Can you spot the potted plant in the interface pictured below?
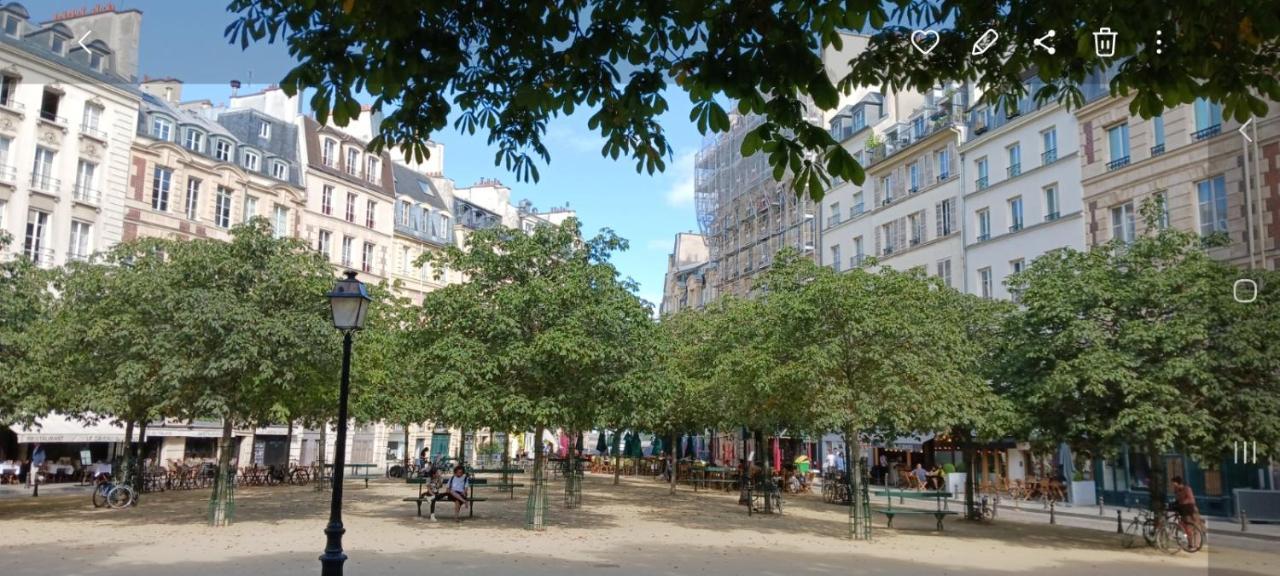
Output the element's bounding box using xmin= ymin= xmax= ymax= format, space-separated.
xmin=945 ymin=462 xmax=966 ymax=495
xmin=1069 ymin=466 xmax=1096 ymax=506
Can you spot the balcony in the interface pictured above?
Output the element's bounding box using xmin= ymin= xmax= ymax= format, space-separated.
xmin=72 ymin=183 xmax=101 ymax=205
xmin=0 ymin=98 xmax=23 ymax=113
xmin=882 ymin=245 xmax=896 ymax=256
xmin=1042 ymin=148 xmax=1057 ymax=164
xmin=79 ymin=123 xmax=108 ymax=142
xmin=38 ymin=110 xmax=68 ymax=127
xmin=826 ymin=214 xmax=841 ymax=228
xmin=908 ymin=186 xmax=919 ymax=195
xmin=1191 ymin=124 xmax=1221 ymax=141
xmin=849 ymin=255 xmax=866 ymax=268
xmin=1009 ymin=223 xmax=1024 ymax=233
xmin=1046 ymin=211 xmax=1061 ymax=221
xmin=976 ymin=232 xmax=991 ymax=242
xmin=1106 ymin=156 xmax=1130 ymax=171
xmin=30 ymin=174 xmax=61 ymax=195
xmin=910 ymin=236 xmax=922 ymax=246
xmin=1150 ymin=143 xmax=1165 ymax=157
xmin=850 ymin=204 xmax=865 ymax=218
xmin=1007 ymin=163 xmax=1021 ymax=178
xmin=0 ymin=164 xmax=15 ymax=185
xmin=66 ymin=250 xmax=91 ymax=263
xmin=937 ymin=172 xmax=950 ymax=182
xmin=976 ymin=176 xmax=989 ymax=190
xmin=25 ymin=247 xmax=57 ymax=268
xmin=882 ymin=196 xmax=895 ymax=206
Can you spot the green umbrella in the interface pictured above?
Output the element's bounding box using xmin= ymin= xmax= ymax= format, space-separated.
xmin=651 ymin=435 xmax=664 ymax=456
xmin=595 ymin=430 xmax=608 ymax=454
xmin=627 ymin=432 xmax=642 ymax=458
xmin=611 ymin=430 xmax=622 ymax=457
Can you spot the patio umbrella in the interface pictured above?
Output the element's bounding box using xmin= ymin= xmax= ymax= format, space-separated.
xmin=596 ymin=430 xmax=608 ymax=454
xmin=651 ymin=435 xmax=663 ymax=457
xmin=685 ymin=435 xmax=695 ymax=460
xmin=629 ymin=433 xmax=643 ymax=458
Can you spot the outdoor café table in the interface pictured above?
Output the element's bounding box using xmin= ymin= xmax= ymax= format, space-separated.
xmin=323 ymin=463 xmax=378 ymax=487
xmin=45 ymin=463 xmax=74 ymax=478
xmin=0 ymin=462 xmax=20 ymax=475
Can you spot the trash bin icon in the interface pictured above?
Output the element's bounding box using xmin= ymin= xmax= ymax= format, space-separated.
xmin=1093 ymin=27 xmax=1118 ymax=57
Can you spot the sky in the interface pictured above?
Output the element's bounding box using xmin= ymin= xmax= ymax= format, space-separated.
xmin=34 ymin=1 xmax=704 ymax=307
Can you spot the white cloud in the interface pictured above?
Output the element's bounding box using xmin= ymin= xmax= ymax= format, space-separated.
xmin=663 ymin=150 xmax=697 ymax=207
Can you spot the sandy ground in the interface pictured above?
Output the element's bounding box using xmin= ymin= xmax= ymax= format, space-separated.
xmin=0 ymin=473 xmax=1274 ymax=576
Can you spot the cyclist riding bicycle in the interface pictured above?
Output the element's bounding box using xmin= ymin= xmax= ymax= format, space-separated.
xmin=1170 ymin=476 xmax=1204 ymax=550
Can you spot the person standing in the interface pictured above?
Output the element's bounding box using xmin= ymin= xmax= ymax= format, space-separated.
xmin=1171 ymin=476 xmax=1204 ymax=550
xmin=29 ymin=444 xmax=46 ymax=487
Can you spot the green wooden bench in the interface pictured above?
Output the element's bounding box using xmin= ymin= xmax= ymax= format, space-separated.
xmin=402 ymin=476 xmax=489 ymax=518
xmin=872 ymin=507 xmax=957 ymax=531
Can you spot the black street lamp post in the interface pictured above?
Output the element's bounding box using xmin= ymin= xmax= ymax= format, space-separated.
xmin=319 ymin=271 xmax=371 ymax=576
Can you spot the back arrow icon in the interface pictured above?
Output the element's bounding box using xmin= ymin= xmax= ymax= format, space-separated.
xmin=1239 ymin=118 xmax=1254 ymax=142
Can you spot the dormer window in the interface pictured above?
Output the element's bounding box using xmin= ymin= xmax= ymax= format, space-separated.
xmin=214 ymin=139 xmax=232 ymax=162
xmin=259 ymin=121 xmax=271 ymax=139
xmin=151 ymin=116 xmax=172 ymax=141
xmin=321 ymin=138 xmax=336 ymax=167
xmin=242 ymin=150 xmax=260 ymax=172
xmin=183 ymin=129 xmax=204 ymax=153
xmin=89 ymin=52 xmax=103 ymax=72
xmin=345 ymin=148 xmax=359 ymax=175
xmin=271 ymin=160 xmax=288 ymax=180
xmin=366 ymin=156 xmax=380 ymax=183
xmin=3 ymin=15 xmax=19 ymax=38
xmin=51 ymin=36 xmax=65 ymax=56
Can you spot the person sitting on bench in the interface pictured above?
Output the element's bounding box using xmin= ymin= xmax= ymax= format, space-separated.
xmin=430 ymin=465 xmax=470 ymax=522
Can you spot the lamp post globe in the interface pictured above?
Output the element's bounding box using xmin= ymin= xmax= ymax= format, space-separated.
xmin=319 ymin=270 xmax=372 ymax=576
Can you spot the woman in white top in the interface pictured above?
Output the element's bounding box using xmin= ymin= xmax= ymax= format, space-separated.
xmin=430 ymin=465 xmax=470 ymax=522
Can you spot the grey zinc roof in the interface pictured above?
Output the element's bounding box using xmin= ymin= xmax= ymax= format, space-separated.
xmin=139 ymin=92 xmax=234 ymax=140
xmin=215 ymin=109 xmax=302 ymax=186
xmin=0 ymin=5 xmax=136 ymax=85
xmin=391 ymin=163 xmax=449 ymax=212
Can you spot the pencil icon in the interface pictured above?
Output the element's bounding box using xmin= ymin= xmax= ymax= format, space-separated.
xmin=972 ymin=29 xmax=999 ymax=56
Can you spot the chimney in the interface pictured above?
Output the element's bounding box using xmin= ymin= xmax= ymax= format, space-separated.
xmin=230 ymin=79 xmax=241 ymax=97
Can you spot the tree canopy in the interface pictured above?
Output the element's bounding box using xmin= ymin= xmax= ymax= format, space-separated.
xmin=0 ymin=232 xmax=58 ymax=427
xmin=227 ymin=0 xmax=1279 ymax=200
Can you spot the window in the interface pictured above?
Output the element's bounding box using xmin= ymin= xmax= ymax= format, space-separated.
xmin=0 ymin=136 xmax=8 ymax=174
xmin=272 ymin=205 xmax=289 ymax=238
xmin=0 ymin=74 xmax=17 ymax=107
xmin=322 ymin=139 xmax=337 ymax=167
xmin=366 ymin=156 xmax=380 ymax=183
xmin=151 ymin=167 xmax=172 ymax=211
xmin=399 ymin=200 xmax=411 ymax=226
xmin=909 ymin=211 xmax=925 ymax=245
xmin=243 ymin=195 xmax=258 ymax=223
xmin=89 ymin=52 xmax=103 ymax=71
xmin=259 ymin=121 xmax=271 ymax=139
xmin=1044 ymin=186 xmax=1060 ymax=220
xmin=183 ymin=129 xmax=204 ymax=152
xmin=321 ymin=185 xmax=334 ymax=216
xmin=852 ymin=108 xmax=865 ymax=131
xmin=242 ymin=150 xmax=260 ymax=172
xmin=82 ymin=103 xmax=103 ymax=133
xmin=977 ymin=208 xmax=991 ymax=240
xmin=185 ymin=178 xmax=201 ymax=220
xmin=938 ymin=198 xmax=955 ymax=236
xmin=214 ymin=139 xmax=232 ymax=162
xmin=272 ymin=161 xmax=289 ymax=180
xmin=317 ymin=230 xmax=332 ymax=259
xmin=401 ymin=246 xmax=412 ymax=275
xmin=51 ymin=35 xmax=65 ymax=55
xmin=936 ymin=259 xmax=952 ymax=288
xmin=1007 ymin=143 xmax=1021 ymax=177
xmin=912 ymin=116 xmax=925 ymax=139
xmin=1193 ymin=98 xmax=1222 ymax=134
xmin=828 ymin=202 xmax=840 ymax=227
xmin=365 ymin=199 xmax=376 ymax=228
xmin=978 ymin=267 xmax=993 ymax=299
xmin=74 ymin=160 xmax=96 ymax=201
xmin=214 ymin=187 xmax=232 ymax=228
xmin=1010 ymin=258 xmax=1025 ymax=275
xmin=908 ymin=162 xmax=919 ymax=192
xmin=69 ymin=221 xmax=91 ymax=261
xmin=1107 ymin=123 xmax=1130 ymax=167
xmin=0 ymin=199 xmax=7 ymax=230
xmin=1008 ymin=196 xmax=1024 ymax=231
xmin=976 ymin=157 xmax=989 ymax=188
xmin=3 ymin=14 xmax=18 ymax=37
xmin=881 ymin=175 xmax=893 ymax=203
xmin=1197 ymin=175 xmax=1228 ymax=236
xmin=853 ymin=236 xmax=864 ymax=265
xmin=24 ymin=209 xmax=49 ymax=263
xmin=1111 ymin=202 xmax=1136 ymax=243
xmin=31 ymin=146 xmax=55 ymax=190
xmin=346 ymin=148 xmax=359 ymax=175
xmin=852 ymin=191 xmax=864 ymax=216
xmin=1154 ymin=190 xmax=1171 ymax=229
xmin=346 ymin=193 xmax=357 ymax=222
xmin=40 ymin=89 xmax=61 ymax=122
xmin=1152 ymin=115 xmax=1165 ymax=153
xmin=151 ymin=116 xmax=172 ymax=140
xmin=341 ymin=236 xmax=353 ymax=266
xmin=1042 ymin=128 xmax=1057 ymax=163
xmin=935 ymin=148 xmax=950 ymax=180
xmin=362 ymin=242 xmax=375 ymax=273
xmin=830 ymin=244 xmax=841 ymax=272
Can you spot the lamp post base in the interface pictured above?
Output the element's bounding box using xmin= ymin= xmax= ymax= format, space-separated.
xmin=319 ymin=521 xmax=347 ymax=575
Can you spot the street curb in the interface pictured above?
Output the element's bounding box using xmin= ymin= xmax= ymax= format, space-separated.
xmin=999 ymin=502 xmax=1280 ymax=543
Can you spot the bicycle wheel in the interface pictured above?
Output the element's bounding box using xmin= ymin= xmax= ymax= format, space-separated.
xmin=1156 ymin=520 xmax=1184 ymax=554
xmin=1122 ymin=520 xmax=1140 ymax=548
xmin=107 ymin=484 xmax=135 ymax=509
xmin=387 ymin=465 xmax=404 ymax=479
xmin=1185 ymin=523 xmax=1205 ymax=553
xmin=1142 ymin=518 xmax=1158 ymax=546
xmin=92 ymin=484 xmax=109 ymax=508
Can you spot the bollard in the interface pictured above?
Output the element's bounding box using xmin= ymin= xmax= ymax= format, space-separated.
xmin=1240 ymin=509 xmax=1247 ymax=532
xmin=1116 ymin=510 xmax=1123 ymax=534
xmin=1050 ymin=499 xmax=1056 ymax=524
xmin=1098 ymin=496 xmax=1104 ymax=516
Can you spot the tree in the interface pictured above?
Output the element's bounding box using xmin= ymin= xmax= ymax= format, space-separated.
xmin=410 ymin=218 xmax=652 ymax=527
xmin=0 ymin=232 xmax=59 ymax=429
xmin=157 ymin=221 xmax=336 ymax=525
xmin=996 ymin=201 xmax=1280 ymax=521
xmin=227 ymin=0 xmax=1278 ymax=200
xmin=348 ymin=285 xmax=428 ymax=471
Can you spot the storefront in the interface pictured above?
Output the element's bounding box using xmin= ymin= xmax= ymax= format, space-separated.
xmin=1092 ymin=448 xmax=1272 ymax=517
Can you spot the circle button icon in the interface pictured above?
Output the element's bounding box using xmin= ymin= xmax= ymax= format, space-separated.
xmin=1233 ymin=279 xmax=1258 ymax=303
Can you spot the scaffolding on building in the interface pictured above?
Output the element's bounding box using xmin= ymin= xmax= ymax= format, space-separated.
xmin=693 ymin=108 xmax=822 ymax=298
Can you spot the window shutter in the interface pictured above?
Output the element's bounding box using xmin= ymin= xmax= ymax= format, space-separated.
xmin=923 ymin=153 xmax=934 ymax=184
xmin=948 ymin=142 xmax=959 ymax=175
xmin=896 ymin=218 xmax=907 ymax=249
xmin=935 ymin=202 xmax=944 ymax=237
xmin=875 ymin=226 xmax=882 ymax=255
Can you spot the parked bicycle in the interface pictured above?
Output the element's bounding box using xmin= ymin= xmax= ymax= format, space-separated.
xmin=1122 ymin=508 xmax=1204 ymax=553
xmin=91 ymin=476 xmax=136 ymax=509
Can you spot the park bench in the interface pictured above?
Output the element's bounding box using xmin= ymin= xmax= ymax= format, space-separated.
xmin=870 ymin=488 xmax=957 ymax=531
xmin=402 ymin=476 xmax=488 ymax=518
xmin=872 ymin=507 xmax=957 ymax=531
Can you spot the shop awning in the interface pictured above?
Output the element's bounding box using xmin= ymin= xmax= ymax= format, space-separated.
xmin=10 ymin=414 xmax=137 ymax=443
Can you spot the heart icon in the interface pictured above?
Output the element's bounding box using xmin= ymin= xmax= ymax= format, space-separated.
xmin=911 ymin=29 xmax=940 ymax=55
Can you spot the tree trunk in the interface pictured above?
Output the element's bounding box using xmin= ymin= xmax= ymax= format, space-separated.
xmin=962 ymin=429 xmax=977 ymax=520
xmin=285 ymin=420 xmax=294 ymax=469
xmin=763 ymin=431 xmax=774 ymax=513
xmin=612 ymin=428 xmax=622 ymax=486
xmin=403 ymin=425 xmax=411 ymax=471
xmin=846 ymin=427 xmax=862 ymax=539
xmin=501 ymin=431 xmax=512 ymax=492
xmin=670 ymin=432 xmax=680 ymax=494
xmin=132 ymin=420 xmax=148 ymax=503
xmin=1148 ymin=448 xmax=1168 ymax=525
xmin=315 ymin=420 xmax=327 ymax=492
xmin=526 ymin=425 xmax=547 ymax=530
xmin=121 ymin=420 xmax=135 ymax=483
xmin=209 ymin=419 xmax=235 ymax=526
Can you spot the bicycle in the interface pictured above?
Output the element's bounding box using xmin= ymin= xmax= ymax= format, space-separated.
xmin=1122 ymin=508 xmax=1204 ymax=553
xmin=978 ymin=495 xmax=999 ymax=521
xmin=91 ymin=477 xmax=136 ymax=509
